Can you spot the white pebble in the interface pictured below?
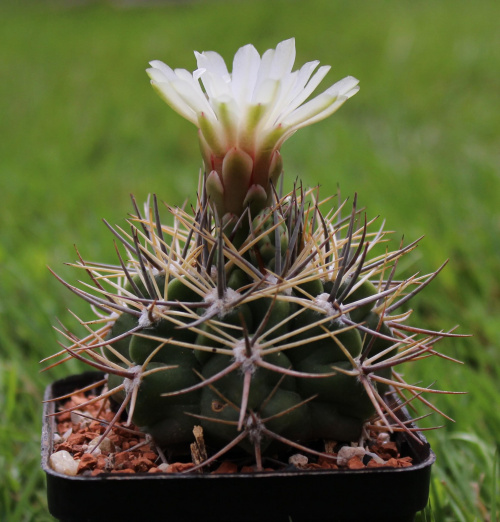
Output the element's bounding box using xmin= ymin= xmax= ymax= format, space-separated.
xmin=86 ymin=436 xmax=113 ymax=454
xmin=49 ymin=451 xmax=79 ymax=476
xmin=337 ymin=446 xmax=366 ymax=466
xmin=288 ymin=454 xmax=309 ymax=467
xmin=157 ymin=463 xmax=169 ymax=472
xmin=377 ymin=432 xmax=391 ymax=443
xmin=71 ymin=410 xmax=91 ymax=427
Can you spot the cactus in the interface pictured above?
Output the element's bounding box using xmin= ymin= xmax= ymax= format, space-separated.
xmin=46 ymin=39 xmax=463 ymax=471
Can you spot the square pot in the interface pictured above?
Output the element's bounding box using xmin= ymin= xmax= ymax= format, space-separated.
xmin=42 ymin=372 xmax=435 ymax=522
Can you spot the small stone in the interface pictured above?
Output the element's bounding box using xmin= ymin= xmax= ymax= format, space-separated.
xmin=381 ymin=441 xmax=398 ymax=455
xmin=67 ymin=432 xmax=86 ymax=446
xmin=131 ymin=457 xmax=154 ymax=472
xmin=377 ymin=432 xmax=391 ymax=443
xmin=373 ymin=440 xmax=399 ymax=460
xmin=54 ymin=442 xmax=73 ymax=453
xmin=367 ymin=459 xmax=385 ymax=468
xmin=166 ymin=462 xmax=195 ymax=473
xmin=302 ymin=463 xmax=326 ymax=470
xmin=57 ymin=411 xmax=71 ymax=423
xmin=107 ymin=433 xmax=122 ymax=445
xmin=143 ymin=452 xmax=158 ymax=462
xmin=78 ymin=453 xmax=97 ymax=472
xmin=288 ymin=454 xmax=309 ymax=468
xmin=337 ymin=446 xmax=366 ymax=467
xmin=397 ymin=456 xmax=413 ymax=468
xmin=212 ymin=461 xmax=238 ymax=474
xmin=71 ymin=410 xmax=90 ymax=427
xmin=317 ymin=455 xmax=338 ymax=469
xmin=96 ymin=455 xmax=108 ymax=470
xmin=49 ymin=451 xmax=80 ymax=476
xmin=347 ymin=456 xmax=365 ymax=470
xmin=114 ymin=452 xmax=131 ymax=468
xmin=157 ymin=463 xmax=170 ymax=472
xmin=89 ymin=421 xmax=105 ymax=434
xmin=86 ymin=436 xmax=113 ymax=454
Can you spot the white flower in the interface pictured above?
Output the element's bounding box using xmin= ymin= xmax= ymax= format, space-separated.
xmin=147 ymin=38 xmax=359 ymax=217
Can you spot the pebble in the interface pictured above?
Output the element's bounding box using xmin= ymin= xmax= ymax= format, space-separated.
xmin=212 ymin=461 xmax=238 ymax=474
xmin=336 ymin=446 xmax=366 ymax=466
xmin=71 ymin=410 xmax=91 ymax=427
xmin=288 ymin=454 xmax=309 ymax=467
xmin=166 ymin=462 xmax=195 ymax=473
xmin=377 ymin=432 xmax=391 ymax=443
xmin=78 ymin=453 xmax=97 ymax=472
xmin=86 ymin=436 xmax=114 ymax=454
xmin=49 ymin=450 xmax=80 ymax=476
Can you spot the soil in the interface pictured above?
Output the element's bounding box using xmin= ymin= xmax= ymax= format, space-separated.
xmin=50 ymin=390 xmax=413 ymax=477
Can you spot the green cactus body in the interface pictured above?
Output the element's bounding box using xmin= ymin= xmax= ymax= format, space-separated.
xmin=52 ymin=184 xmax=459 ymax=469
xmin=104 ymin=312 xmax=138 ymax=364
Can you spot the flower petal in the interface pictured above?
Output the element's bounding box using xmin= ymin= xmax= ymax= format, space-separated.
xmin=238 ymin=102 xmax=267 ymax=154
xmin=198 ymin=111 xmax=227 ymax=154
xmin=170 ymin=78 xmax=216 ymax=119
xmin=278 ymin=64 xmax=331 ymax=121
xmin=199 ymin=69 xmax=232 ymax=100
xmin=231 ymin=44 xmax=261 ymax=107
xmin=252 ymin=48 xmax=275 ymax=101
xmin=264 ymin=70 xmax=299 ymax=126
xmin=280 ymin=60 xmax=320 ymax=105
xmin=326 ymin=75 xmax=361 ymax=98
xmin=147 ymin=75 xmax=198 ymax=124
xmin=148 ymin=60 xmax=177 ymax=79
xmin=195 ymin=50 xmax=229 ymax=80
xmin=282 ymin=76 xmax=359 ymax=130
xmin=269 ymin=37 xmax=296 ymax=79
xmin=211 ymin=95 xmax=239 ymax=147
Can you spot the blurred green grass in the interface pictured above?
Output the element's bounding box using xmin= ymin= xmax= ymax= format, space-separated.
xmin=1 ymin=0 xmax=498 ymax=519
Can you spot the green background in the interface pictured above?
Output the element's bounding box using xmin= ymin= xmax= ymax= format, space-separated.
xmin=1 ymin=0 xmax=498 ymax=520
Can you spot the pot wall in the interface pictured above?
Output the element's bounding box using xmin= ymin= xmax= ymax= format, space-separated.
xmin=42 ymin=372 xmax=435 ymax=522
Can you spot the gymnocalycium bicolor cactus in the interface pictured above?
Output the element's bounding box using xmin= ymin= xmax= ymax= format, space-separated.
xmin=46 ymin=39 xmax=463 ymax=471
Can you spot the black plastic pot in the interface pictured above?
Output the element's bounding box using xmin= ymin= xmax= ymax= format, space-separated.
xmin=42 ymin=372 xmax=435 ymax=522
